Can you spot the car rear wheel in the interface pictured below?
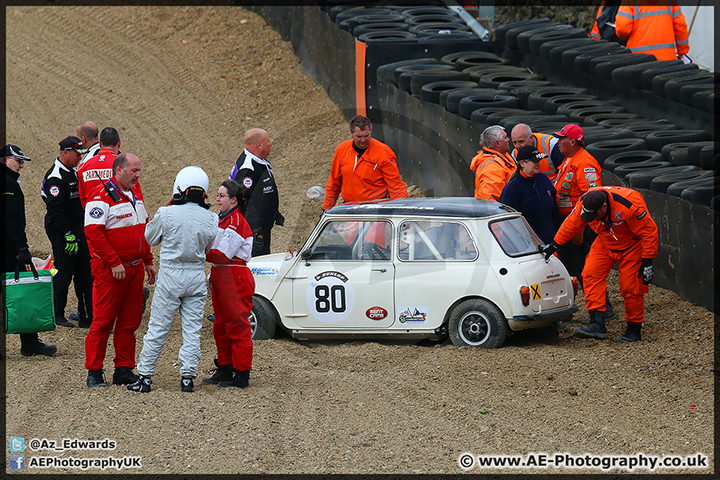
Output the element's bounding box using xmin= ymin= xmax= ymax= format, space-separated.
xmin=449 ymin=299 xmax=507 ymax=348
xmin=250 ymin=295 xmax=278 ymax=340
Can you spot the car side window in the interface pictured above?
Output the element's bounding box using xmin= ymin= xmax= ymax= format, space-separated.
xmin=397 ymin=221 xmax=477 ymax=261
xmin=309 ymin=221 xmax=391 ymax=261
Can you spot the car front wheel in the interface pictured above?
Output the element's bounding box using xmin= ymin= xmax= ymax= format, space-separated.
xmin=448 ymin=299 xmax=507 ymax=348
xmin=250 ymin=295 xmax=278 ymax=340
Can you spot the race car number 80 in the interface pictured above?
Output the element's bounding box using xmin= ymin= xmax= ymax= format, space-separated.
xmin=306 ymin=271 xmax=355 ymax=324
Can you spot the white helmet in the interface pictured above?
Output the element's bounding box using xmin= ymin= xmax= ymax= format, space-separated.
xmin=173 ymin=166 xmax=209 ymax=196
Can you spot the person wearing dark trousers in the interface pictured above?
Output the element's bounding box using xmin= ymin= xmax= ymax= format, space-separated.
xmin=41 ymin=136 xmax=92 ymax=328
xmin=2 ymin=144 xmax=57 ymax=356
xmin=229 ymin=128 xmax=283 ymax=257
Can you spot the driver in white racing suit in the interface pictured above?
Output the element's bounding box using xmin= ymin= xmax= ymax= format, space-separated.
xmin=128 ymin=166 xmax=218 ymax=393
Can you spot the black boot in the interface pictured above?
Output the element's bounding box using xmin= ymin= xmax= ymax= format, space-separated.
xmin=574 ymin=310 xmax=608 ymax=339
xmin=615 ymin=322 xmax=642 ymax=343
xmin=142 ymin=287 xmax=150 ymax=314
xmin=112 ymin=366 xmax=139 ymax=385
xmin=219 ymin=369 xmax=250 ymax=388
xmin=127 ymin=375 xmax=152 ymax=393
xmin=181 ymin=376 xmax=195 ymax=392
xmin=202 ymin=359 xmax=233 ymax=384
xmin=20 ymin=340 xmax=57 ymax=357
xmin=87 ymin=369 xmax=107 ymax=388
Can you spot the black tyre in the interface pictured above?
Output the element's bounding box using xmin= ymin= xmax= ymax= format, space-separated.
xmin=334 ymin=7 xmax=393 ymax=24
xmin=525 ymin=121 xmax=569 ymax=134
xmin=582 ymin=127 xmax=635 ymax=145
xmin=440 ymin=50 xmax=492 ymax=67
xmin=405 ymin=13 xmax=462 ymax=27
xmin=555 ymin=100 xmax=620 ymax=118
xmin=626 ymin=165 xmax=699 ymax=189
xmin=592 ymin=53 xmax=656 ymax=80
xmin=692 ymin=90 xmax=714 ymax=113
xmin=585 ymin=138 xmax=649 ymax=167
xmin=448 ymin=298 xmax=507 ymax=348
xmin=494 ymin=18 xmax=551 ymax=46
xmin=573 ymin=47 xmax=631 ymax=73
xmin=250 ymin=295 xmax=278 ymax=340
xmin=651 ymin=69 xmax=707 ymax=97
xmin=667 ymin=176 xmax=716 ymax=198
xmin=357 ymin=31 xmax=417 ymax=43
xmin=568 ymin=106 xmax=628 ymax=124
xmin=561 ymin=42 xmax=625 ymax=68
xmin=641 ymin=62 xmax=699 ymax=90
xmin=409 ymin=22 xmax=470 ymax=36
xmin=543 ymin=38 xmax=597 ymax=62
xmin=504 ymin=20 xmax=557 ymax=49
xmin=687 ymin=142 xmax=720 ymax=170
xmin=583 ymin=112 xmax=641 ymax=127
xmin=464 ymin=64 xmax=527 ymax=79
xmin=644 ymin=130 xmax=708 ymax=152
xmin=454 ymin=52 xmax=508 ymax=71
xmin=620 ymin=123 xmax=676 ymax=139
xmin=663 ymin=72 xmax=717 ymax=101
xmin=458 ymin=94 xmax=519 ymax=119
xmin=498 ymin=82 xmax=554 ymax=108
xmin=678 ymin=83 xmax=716 ymax=105
xmin=542 ymin=94 xmax=599 ymax=114
xmin=500 ymin=114 xmax=568 ymax=131
xmin=527 ymin=27 xmax=588 ymax=55
xmin=444 ymin=88 xmax=500 ymax=113
xmin=602 ymin=150 xmax=663 ymax=173
xmin=420 ymin=80 xmax=479 ymax=104
xmin=346 ymin=14 xmax=406 ymax=36
xmin=377 ymin=58 xmax=437 ymax=86
xmin=660 ymin=142 xmax=696 ymax=162
xmin=420 ymin=32 xmax=478 ymax=43
xmin=515 ymin=24 xmax=575 ymax=52
xmin=479 ymin=70 xmax=543 ymax=89
xmin=410 ymin=69 xmax=471 ymax=95
xmin=486 ymin=109 xmax=542 ymax=127
xmin=613 ymin=160 xmax=672 ymax=179
xmin=650 ymin=169 xmax=713 ymax=194
xmin=610 ymin=59 xmax=679 ymax=87
xmin=680 ymin=182 xmax=720 ymax=207
xmin=471 ymin=108 xmax=537 ymax=126
xmin=526 ymin=87 xmax=590 ymax=111
xmin=353 ymin=22 xmax=409 ymax=37
xmin=397 ymin=65 xmax=454 ymax=92
xmin=597 ymin=118 xmax=674 ymax=129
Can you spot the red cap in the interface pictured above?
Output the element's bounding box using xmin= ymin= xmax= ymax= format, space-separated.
xmin=554 ymin=124 xmax=584 ymax=142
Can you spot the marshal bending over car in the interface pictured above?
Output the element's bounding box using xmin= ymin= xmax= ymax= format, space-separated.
xmin=247 ymin=197 xmax=577 ymax=348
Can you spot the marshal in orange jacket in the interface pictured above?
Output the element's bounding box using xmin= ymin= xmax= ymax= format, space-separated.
xmin=555 ymin=186 xmax=658 ymax=260
xmin=323 ymin=138 xmax=407 ymax=210
xmin=553 ymin=147 xmax=601 ymax=217
xmin=615 ymin=0 xmax=689 ymax=61
xmin=469 ymin=147 xmax=516 ymax=201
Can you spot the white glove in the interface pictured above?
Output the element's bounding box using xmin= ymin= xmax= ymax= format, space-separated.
xmin=680 ymin=54 xmax=692 ymax=65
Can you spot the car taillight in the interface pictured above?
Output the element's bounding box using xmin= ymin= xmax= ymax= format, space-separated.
xmin=520 ymin=286 xmax=530 ymax=306
xmin=572 ymin=277 xmax=579 ymax=296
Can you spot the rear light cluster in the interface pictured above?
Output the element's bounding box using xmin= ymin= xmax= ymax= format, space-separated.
xmin=572 ymin=277 xmax=579 ymax=296
xmin=520 ymin=286 xmax=530 ymax=306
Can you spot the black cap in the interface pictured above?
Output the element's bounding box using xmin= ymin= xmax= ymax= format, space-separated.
xmin=1 ymin=144 xmax=31 ymax=161
xmin=516 ymin=145 xmax=546 ymax=162
xmin=59 ymin=136 xmax=89 ymax=154
xmin=580 ymin=190 xmax=607 ymax=222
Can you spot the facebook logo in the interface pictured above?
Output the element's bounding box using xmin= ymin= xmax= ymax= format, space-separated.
xmin=9 ymin=454 xmax=25 ymax=470
xmin=9 ymin=436 xmax=25 ymax=452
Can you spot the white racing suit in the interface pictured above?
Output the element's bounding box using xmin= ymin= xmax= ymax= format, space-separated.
xmin=136 ymin=202 xmax=218 ymax=378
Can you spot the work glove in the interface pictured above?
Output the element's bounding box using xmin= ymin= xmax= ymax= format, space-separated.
xmin=541 ymin=242 xmax=558 ymax=261
xmin=679 ymin=54 xmax=692 ymax=65
xmin=64 ymin=232 xmax=79 ymax=255
xmin=16 ymin=246 xmax=32 ymax=265
xmin=275 ymin=212 xmax=285 ymax=227
xmin=638 ymin=258 xmax=653 ymax=285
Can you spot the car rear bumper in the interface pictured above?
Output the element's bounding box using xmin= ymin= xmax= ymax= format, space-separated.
xmin=509 ymin=305 xmax=579 ymax=330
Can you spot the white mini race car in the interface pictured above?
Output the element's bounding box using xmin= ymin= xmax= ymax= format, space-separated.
xmin=248 ymin=197 xmax=577 ymax=348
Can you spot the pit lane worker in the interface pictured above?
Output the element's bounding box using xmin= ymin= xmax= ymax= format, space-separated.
xmin=543 ymin=187 xmax=658 ymax=342
xmin=83 ymin=153 xmax=156 ymax=388
xmin=229 ymin=128 xmax=283 ymax=257
xmin=323 ymin=115 xmax=408 ymax=210
xmin=41 ymin=136 xmax=92 ymax=328
xmin=76 ymin=121 xmax=100 ymax=164
xmin=202 ymin=179 xmax=255 ymax=389
xmin=510 ymin=123 xmax=564 ymax=182
xmin=615 ymin=0 xmax=690 ymax=62
xmin=129 ymin=166 xmax=218 ymax=393
xmin=77 ymin=126 xmax=121 ymax=208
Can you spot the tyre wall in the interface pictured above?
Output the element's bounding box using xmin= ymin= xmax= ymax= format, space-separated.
xmin=248 ymin=5 xmax=714 ymax=312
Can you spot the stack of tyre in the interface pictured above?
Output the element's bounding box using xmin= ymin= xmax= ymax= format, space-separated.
xmin=370 ymin=14 xmax=716 ymax=208
xmin=325 ymin=4 xmax=477 ymax=43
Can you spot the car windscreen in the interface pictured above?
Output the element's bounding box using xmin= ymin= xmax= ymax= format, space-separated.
xmin=488 ymin=217 xmax=543 ymax=257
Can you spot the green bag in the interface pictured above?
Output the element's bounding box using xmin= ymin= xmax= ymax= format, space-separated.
xmin=3 ymin=262 xmax=56 ymax=334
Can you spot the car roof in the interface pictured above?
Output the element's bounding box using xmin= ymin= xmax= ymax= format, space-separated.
xmin=325 ymin=197 xmax=517 ymax=218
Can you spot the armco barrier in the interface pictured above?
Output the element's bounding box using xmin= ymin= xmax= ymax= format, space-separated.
xmin=248 ymin=5 xmax=714 ymax=312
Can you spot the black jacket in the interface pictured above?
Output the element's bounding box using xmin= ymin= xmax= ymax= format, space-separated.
xmin=230 ymin=152 xmax=279 ymax=230
xmin=41 ymin=158 xmax=84 ymax=235
xmin=2 ymin=163 xmax=28 ymax=271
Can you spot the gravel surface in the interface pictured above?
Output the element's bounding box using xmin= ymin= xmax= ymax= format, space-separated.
xmin=5 ymin=6 xmax=714 ymax=476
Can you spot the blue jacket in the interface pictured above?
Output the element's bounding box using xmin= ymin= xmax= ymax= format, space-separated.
xmin=499 ymin=171 xmax=560 ymax=244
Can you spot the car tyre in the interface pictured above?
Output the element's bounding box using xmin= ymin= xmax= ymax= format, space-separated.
xmin=250 ymin=295 xmax=278 ymax=340
xmin=449 ymin=299 xmax=507 ymax=348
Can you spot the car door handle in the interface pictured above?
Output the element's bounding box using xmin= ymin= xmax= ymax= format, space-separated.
xmin=371 ymin=268 xmax=387 ymax=273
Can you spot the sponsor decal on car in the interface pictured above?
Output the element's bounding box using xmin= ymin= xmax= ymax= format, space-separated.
xmin=251 ymin=267 xmax=279 ymax=276
xmin=398 ymin=307 xmax=428 ymax=324
xmin=366 ymin=306 xmax=388 ymax=320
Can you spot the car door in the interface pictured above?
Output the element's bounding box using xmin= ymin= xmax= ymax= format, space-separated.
xmin=290 ymin=219 xmax=395 ymax=329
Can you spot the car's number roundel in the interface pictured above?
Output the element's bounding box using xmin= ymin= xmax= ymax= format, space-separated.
xmin=306 ymin=271 xmax=355 ymax=324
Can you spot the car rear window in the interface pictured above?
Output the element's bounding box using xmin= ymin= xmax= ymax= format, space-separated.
xmin=398 ymin=221 xmax=477 ymax=261
xmin=489 ymin=217 xmax=543 ymax=257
